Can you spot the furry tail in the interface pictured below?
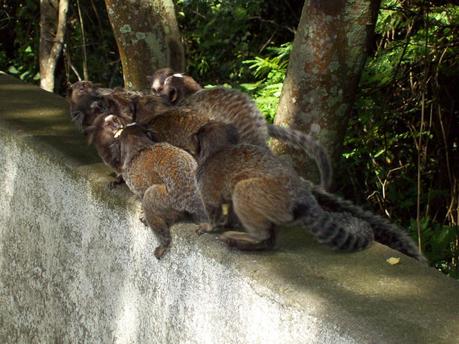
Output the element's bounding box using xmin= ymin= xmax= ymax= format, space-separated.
xmin=183 ymin=88 xmax=269 ymax=146
xmin=293 ymin=199 xmax=374 ymax=252
xmin=309 ymin=185 xmax=426 ymax=262
xmin=268 ymin=125 xmax=332 ymax=190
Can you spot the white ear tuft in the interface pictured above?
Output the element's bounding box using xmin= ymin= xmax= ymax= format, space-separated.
xmin=104 ymin=114 xmax=115 ymax=122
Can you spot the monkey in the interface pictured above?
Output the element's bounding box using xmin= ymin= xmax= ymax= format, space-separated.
xmin=71 ymin=77 xmax=331 ymax=190
xmin=149 ymin=67 xmax=202 ymax=104
xmin=67 ymin=81 xmax=170 ymax=188
xmin=146 ymin=70 xmax=333 ymax=189
xmin=193 ymin=121 xmax=374 ymax=252
xmin=98 ymin=117 xmax=210 ymax=259
xmin=136 ymin=86 xmax=333 ymax=190
xmin=67 ymin=80 xmax=143 ymax=131
xmin=83 ymin=114 xmax=129 ymax=175
xmin=67 ymin=81 xmax=136 ymax=186
xmin=193 ymin=121 xmax=426 ymax=261
xmin=67 ymin=81 xmax=115 ymax=130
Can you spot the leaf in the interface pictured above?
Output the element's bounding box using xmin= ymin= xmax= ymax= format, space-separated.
xmin=386 ymin=257 xmax=401 ymax=265
xmin=8 ymin=66 xmax=19 ymax=74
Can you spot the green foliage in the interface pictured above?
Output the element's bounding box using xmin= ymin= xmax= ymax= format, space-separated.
xmin=240 ymin=43 xmax=291 ymax=121
xmin=0 ymin=1 xmax=40 ymax=83
xmin=343 ymin=0 xmax=459 ymax=276
xmin=175 ymin=0 xmax=300 ymax=85
xmin=65 ymin=0 xmax=123 ymax=88
xmin=0 ymin=0 xmax=122 ymax=93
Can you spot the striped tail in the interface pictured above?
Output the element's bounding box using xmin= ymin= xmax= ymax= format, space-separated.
xmin=310 ymin=185 xmax=426 ymax=262
xmin=294 ymin=200 xmax=374 ymax=251
xmin=268 ymin=125 xmax=332 ymax=190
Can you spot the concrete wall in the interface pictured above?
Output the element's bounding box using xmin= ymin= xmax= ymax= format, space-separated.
xmin=0 ymin=73 xmax=458 ymax=344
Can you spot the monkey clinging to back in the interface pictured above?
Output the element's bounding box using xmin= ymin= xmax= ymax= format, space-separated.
xmin=147 ymin=68 xmax=333 ymax=190
xmin=194 ymin=121 xmax=425 ymax=261
xmin=194 ymin=121 xmax=374 ymax=252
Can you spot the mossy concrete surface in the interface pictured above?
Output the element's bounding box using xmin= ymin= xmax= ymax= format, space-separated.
xmin=0 ymin=73 xmax=458 ymax=344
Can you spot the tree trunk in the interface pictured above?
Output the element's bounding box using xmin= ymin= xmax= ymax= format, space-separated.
xmin=104 ymin=0 xmax=185 ymax=91
xmin=39 ymin=0 xmax=69 ymax=92
xmin=273 ymin=0 xmax=380 ymax=185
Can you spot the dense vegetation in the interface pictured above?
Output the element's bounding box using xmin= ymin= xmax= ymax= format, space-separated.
xmin=1 ymin=0 xmax=457 ymax=277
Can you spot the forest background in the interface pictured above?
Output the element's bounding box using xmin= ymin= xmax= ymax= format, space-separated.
xmin=0 ymin=0 xmax=457 ymax=277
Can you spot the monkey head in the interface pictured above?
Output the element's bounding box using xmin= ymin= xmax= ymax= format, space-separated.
xmin=149 ymin=67 xmax=175 ymax=95
xmin=149 ymin=68 xmax=202 ymax=104
xmin=194 ymin=121 xmax=239 ymax=163
xmin=68 ymin=81 xmax=137 ymax=131
xmin=83 ymin=114 xmax=130 ymax=173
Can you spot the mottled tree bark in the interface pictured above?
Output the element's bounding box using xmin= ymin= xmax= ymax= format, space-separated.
xmin=104 ymin=0 xmax=185 ymax=91
xmin=39 ymin=0 xmax=69 ymax=92
xmin=273 ymin=0 xmax=380 ymax=185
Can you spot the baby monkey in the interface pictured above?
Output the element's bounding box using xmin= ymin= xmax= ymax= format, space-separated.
xmin=194 ymin=121 xmax=374 ymax=252
xmin=149 ymin=67 xmax=202 ymax=104
xmin=103 ymin=116 xmax=209 ymax=258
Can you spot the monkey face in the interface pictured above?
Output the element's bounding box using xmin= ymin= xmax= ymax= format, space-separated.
xmin=68 ymin=81 xmax=102 ymax=129
xmin=67 ymin=81 xmax=117 ymax=130
xmin=83 ymin=114 xmax=129 ymax=172
xmin=149 ymin=67 xmax=175 ymax=96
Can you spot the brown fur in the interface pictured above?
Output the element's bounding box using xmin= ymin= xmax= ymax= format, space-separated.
xmin=143 ymin=72 xmax=332 ymax=189
xmin=195 ymin=122 xmax=374 ymax=252
xmin=83 ymin=114 xmax=128 ymax=174
xmin=67 ymin=81 xmax=141 ymax=130
xmin=68 ymin=81 xmax=148 ymax=186
xmin=68 ymin=81 xmax=113 ymax=129
xmin=111 ymin=121 xmax=209 ymax=259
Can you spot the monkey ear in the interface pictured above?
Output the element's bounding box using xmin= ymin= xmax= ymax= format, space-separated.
xmin=167 ymin=87 xmax=178 ymax=104
xmin=192 ymin=133 xmax=201 ymax=159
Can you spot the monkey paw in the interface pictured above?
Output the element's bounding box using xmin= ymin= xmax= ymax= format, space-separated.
xmin=195 ymin=223 xmax=215 ymax=235
xmin=107 ymin=175 xmax=125 ymax=189
xmin=154 ymin=245 xmax=169 ymax=259
xmin=218 ymin=231 xmax=272 ymax=251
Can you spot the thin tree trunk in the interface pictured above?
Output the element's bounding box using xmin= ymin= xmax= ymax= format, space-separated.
xmin=39 ymin=0 xmax=69 ymax=92
xmin=273 ymin=0 xmax=381 ymax=185
xmin=104 ymin=0 xmax=185 ymax=91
